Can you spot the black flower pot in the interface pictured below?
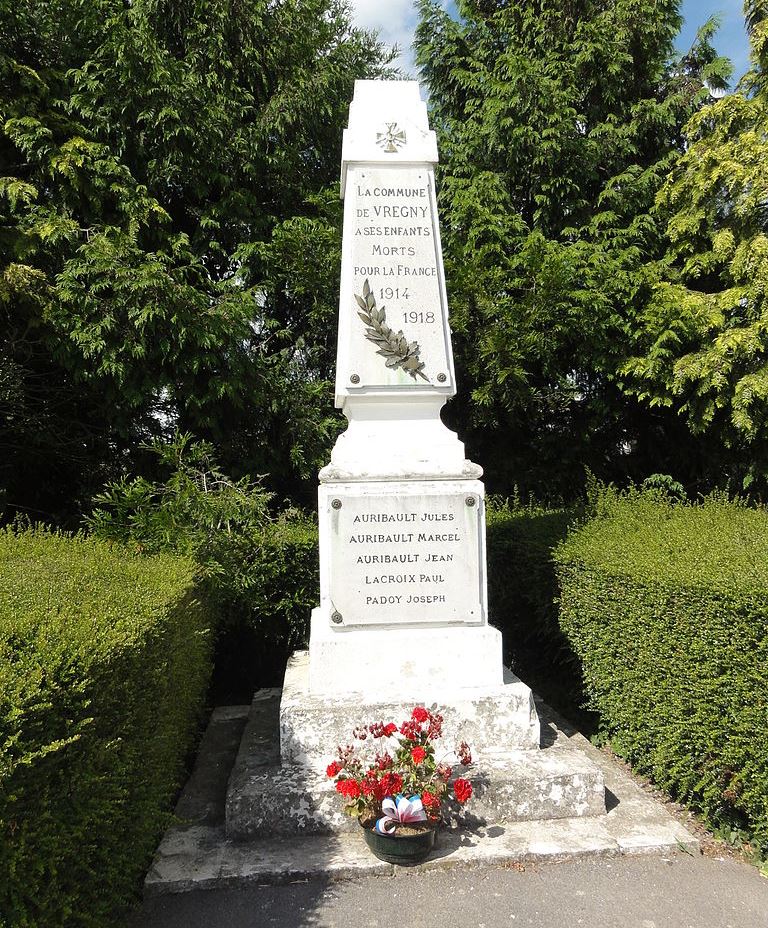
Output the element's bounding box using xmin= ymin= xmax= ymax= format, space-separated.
xmin=360 ymin=823 xmax=438 ymax=865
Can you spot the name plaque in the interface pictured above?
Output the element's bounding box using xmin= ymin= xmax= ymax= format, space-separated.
xmin=336 ymin=165 xmax=454 ymax=394
xmin=325 ymin=484 xmax=484 ymax=627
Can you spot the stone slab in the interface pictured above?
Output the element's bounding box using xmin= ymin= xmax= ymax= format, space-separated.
xmin=338 ymin=166 xmax=453 ymax=393
xmin=232 ymin=689 xmax=281 ymax=770
xmin=146 ymin=810 xmax=692 ymax=897
xmin=226 ymin=746 xmax=606 ymax=839
xmin=321 ymin=481 xmax=484 ymax=628
xmin=282 ymin=651 xmax=539 ymax=766
xmin=174 ymin=706 xmax=250 ymax=827
xmin=533 ymin=701 xmax=700 ymax=858
xmin=226 ymin=668 xmax=602 ymax=839
xmin=307 ymin=616 xmax=508 ymax=695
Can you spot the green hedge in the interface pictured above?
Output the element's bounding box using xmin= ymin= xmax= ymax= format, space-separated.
xmin=555 ymin=489 xmax=768 ymax=851
xmin=207 ymin=514 xmax=319 ymax=698
xmin=0 ymin=528 xmax=213 ymax=927
xmin=485 ymin=500 xmax=589 ymax=721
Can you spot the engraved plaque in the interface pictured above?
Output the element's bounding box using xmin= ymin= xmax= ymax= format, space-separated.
xmin=335 ymin=165 xmax=454 ymax=395
xmin=325 ymin=485 xmax=484 ymax=627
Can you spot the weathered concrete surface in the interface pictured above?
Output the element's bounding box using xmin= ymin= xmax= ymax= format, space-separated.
xmin=226 ymin=674 xmax=605 ymax=839
xmin=533 ymin=698 xmax=701 ymax=858
xmin=226 ymin=747 xmax=606 ymax=839
xmin=131 ymin=854 xmax=768 ymax=928
xmin=229 ymin=689 xmax=281 ymax=774
xmin=174 ymin=705 xmax=250 ymax=827
xmin=280 ymin=651 xmax=540 ymax=767
xmin=144 ymin=693 xmax=698 ymax=896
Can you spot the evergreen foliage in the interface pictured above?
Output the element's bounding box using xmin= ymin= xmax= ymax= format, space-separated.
xmin=0 ymin=0 xmax=391 ymax=522
xmin=0 ymin=527 xmax=212 ymax=925
xmin=88 ymin=434 xmax=318 ymax=698
xmin=623 ymin=4 xmax=768 ymax=490
xmin=555 ymin=486 xmax=768 ymax=854
xmin=415 ymin=0 xmax=730 ymax=497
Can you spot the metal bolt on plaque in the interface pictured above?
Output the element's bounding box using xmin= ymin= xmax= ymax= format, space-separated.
xmin=437 ymin=373 xmax=447 ymax=383
xmin=350 ymin=373 xmax=360 ymax=384
xmin=465 ymin=496 xmax=476 ymax=507
xmin=332 ymin=499 xmax=342 ymax=510
xmin=331 ymin=611 xmax=343 ymax=624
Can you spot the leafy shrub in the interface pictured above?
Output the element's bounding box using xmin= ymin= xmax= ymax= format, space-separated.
xmin=88 ymin=434 xmax=318 ymax=697
xmin=555 ymin=487 xmax=768 ymax=852
xmin=0 ymin=527 xmax=213 ymax=926
xmin=485 ymin=497 xmax=589 ymax=723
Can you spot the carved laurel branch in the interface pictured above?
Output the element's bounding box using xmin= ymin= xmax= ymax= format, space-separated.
xmin=354 ymin=279 xmax=428 ymax=381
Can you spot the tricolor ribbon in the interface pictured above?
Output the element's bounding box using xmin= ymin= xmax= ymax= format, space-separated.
xmin=375 ymin=794 xmax=428 ymax=834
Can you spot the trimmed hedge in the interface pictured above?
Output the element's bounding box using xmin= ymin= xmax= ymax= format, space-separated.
xmin=555 ymin=489 xmax=768 ymax=851
xmin=0 ymin=528 xmax=213 ymax=927
xmin=208 ymin=513 xmax=319 ymax=698
xmin=485 ymin=500 xmax=589 ymax=722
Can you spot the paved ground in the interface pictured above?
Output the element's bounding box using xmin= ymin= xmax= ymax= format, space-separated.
xmin=125 ymin=852 xmax=768 ymax=928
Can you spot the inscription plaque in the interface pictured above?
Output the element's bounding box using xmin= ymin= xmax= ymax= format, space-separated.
xmin=325 ymin=484 xmax=484 ymax=627
xmin=336 ymin=165 xmax=454 ymax=394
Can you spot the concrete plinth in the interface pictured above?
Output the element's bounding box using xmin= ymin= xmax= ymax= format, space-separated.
xmin=281 ymin=650 xmax=539 ymax=769
xmin=226 ymin=749 xmax=606 ymax=840
xmin=307 ymin=611 xmax=508 ymax=695
xmin=145 ymin=694 xmax=699 ymax=896
xmin=224 ymin=665 xmax=607 ymax=841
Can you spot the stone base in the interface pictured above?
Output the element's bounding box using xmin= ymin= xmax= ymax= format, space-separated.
xmin=282 ymin=651 xmax=540 ymax=769
xmin=308 ymin=611 xmax=506 ymax=695
xmin=224 ymin=668 xmax=607 ymax=841
xmin=145 ymin=696 xmax=700 ymax=895
xmin=226 ymin=749 xmax=606 ymax=840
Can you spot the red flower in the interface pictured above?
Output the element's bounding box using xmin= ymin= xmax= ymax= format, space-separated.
xmin=453 ymin=778 xmax=472 ymax=804
xmin=375 ymin=752 xmax=393 ymax=771
xmin=411 ymin=706 xmax=429 ymax=723
xmin=421 ymin=790 xmax=440 ymax=810
xmin=369 ymin=721 xmax=396 ymax=739
xmin=457 ymin=741 xmax=473 ymax=766
xmin=399 ymin=720 xmax=420 ymax=740
xmin=411 ymin=746 xmax=427 ymax=764
xmin=336 ymin=779 xmax=361 ymax=799
xmin=427 ymin=712 xmax=444 ymax=739
xmin=326 ymin=761 xmax=343 ymax=778
xmin=436 ymin=763 xmax=452 ymax=781
xmin=379 ymin=772 xmax=403 ymax=797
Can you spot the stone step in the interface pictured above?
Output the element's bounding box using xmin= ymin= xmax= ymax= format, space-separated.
xmin=145 ymin=811 xmax=700 ymax=896
xmin=279 ymin=651 xmax=541 ymax=769
xmin=226 ymin=745 xmax=606 ymax=840
xmin=143 ymin=696 xmax=699 ymax=896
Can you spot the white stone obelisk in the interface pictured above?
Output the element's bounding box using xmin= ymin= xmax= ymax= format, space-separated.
xmin=307 ymin=80 xmax=510 ymax=698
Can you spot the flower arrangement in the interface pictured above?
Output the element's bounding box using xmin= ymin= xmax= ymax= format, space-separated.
xmin=326 ymin=706 xmax=474 ymax=835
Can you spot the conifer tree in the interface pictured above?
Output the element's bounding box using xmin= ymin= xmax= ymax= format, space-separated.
xmin=623 ymin=2 xmax=768 ymax=491
xmin=415 ymin=0 xmax=728 ymax=497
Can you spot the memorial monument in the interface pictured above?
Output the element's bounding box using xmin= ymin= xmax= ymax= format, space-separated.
xmin=311 ymin=79 xmax=505 ymax=696
xmin=225 ymin=81 xmax=606 ymax=837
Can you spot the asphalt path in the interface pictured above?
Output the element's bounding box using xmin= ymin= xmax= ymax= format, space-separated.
xmin=126 ymin=852 xmax=768 ymax=928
